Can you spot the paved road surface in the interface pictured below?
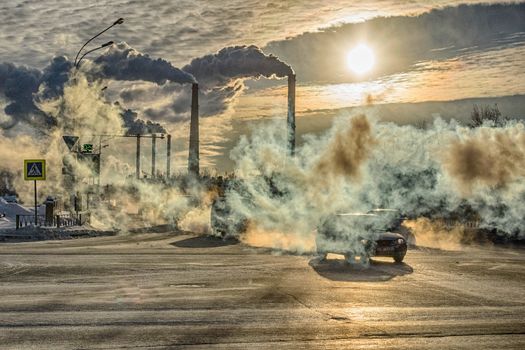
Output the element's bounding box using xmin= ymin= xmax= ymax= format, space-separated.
xmin=1 ymin=233 xmax=524 ymax=349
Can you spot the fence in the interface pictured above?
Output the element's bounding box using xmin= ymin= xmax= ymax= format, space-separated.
xmin=15 ymin=212 xmax=90 ymax=230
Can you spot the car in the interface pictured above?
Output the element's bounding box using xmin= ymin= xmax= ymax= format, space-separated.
xmin=210 ymin=195 xmax=247 ymax=238
xmin=316 ymin=213 xmax=408 ymax=263
xmin=367 ymin=208 xmax=415 ymax=245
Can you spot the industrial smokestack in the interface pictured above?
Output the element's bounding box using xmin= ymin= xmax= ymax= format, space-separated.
xmin=166 ymin=134 xmax=171 ymax=179
xmin=188 ymin=83 xmax=200 ymax=176
xmin=136 ymin=135 xmax=141 ymax=179
xmin=287 ymin=74 xmax=296 ymax=155
xmin=151 ymin=134 xmax=156 ymax=179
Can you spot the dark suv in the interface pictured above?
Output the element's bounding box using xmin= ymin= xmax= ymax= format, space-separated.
xmin=367 ymin=208 xmax=415 ymax=245
xmin=316 ymin=213 xmax=407 ymax=263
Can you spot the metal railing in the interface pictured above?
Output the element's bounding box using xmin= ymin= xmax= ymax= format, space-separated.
xmin=15 ymin=214 xmax=47 ymax=229
xmin=15 ymin=212 xmax=90 ymax=230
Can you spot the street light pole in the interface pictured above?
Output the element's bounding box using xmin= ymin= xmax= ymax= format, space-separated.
xmin=74 ymin=18 xmax=124 ymax=67
xmin=75 ymin=41 xmax=114 ymax=69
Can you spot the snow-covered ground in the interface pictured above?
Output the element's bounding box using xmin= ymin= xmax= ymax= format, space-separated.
xmin=0 ymin=198 xmax=45 ymax=230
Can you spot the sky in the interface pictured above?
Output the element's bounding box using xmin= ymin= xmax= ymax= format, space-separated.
xmin=1 ymin=0 xmax=525 ymax=172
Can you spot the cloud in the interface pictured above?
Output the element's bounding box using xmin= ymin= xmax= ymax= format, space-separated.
xmin=0 ymin=42 xmax=200 ymax=132
xmin=120 ymin=106 xmax=167 ymax=135
xmin=442 ymin=124 xmax=525 ymax=193
xmin=0 ymin=57 xmax=73 ymax=130
xmin=119 ymin=45 xmax=294 ymax=124
xmin=0 ymin=0 xmax=508 ymax=70
xmin=264 ymin=3 xmax=525 ymax=83
xmin=93 ymin=42 xmax=196 ymax=84
xmin=182 ymin=45 xmax=293 ymax=88
xmin=0 ymin=62 xmax=42 ymax=128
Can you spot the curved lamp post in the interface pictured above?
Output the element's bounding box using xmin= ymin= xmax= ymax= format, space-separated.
xmin=73 ymin=17 xmax=124 ymax=67
xmin=75 ymin=41 xmax=114 ymax=69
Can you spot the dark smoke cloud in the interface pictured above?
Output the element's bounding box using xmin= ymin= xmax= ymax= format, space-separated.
xmin=138 ymin=45 xmax=293 ymax=122
xmin=0 ymin=57 xmax=73 ymax=129
xmin=442 ymin=127 xmax=525 ymax=192
xmin=0 ymin=63 xmax=40 ymax=128
xmin=0 ymin=42 xmax=199 ymax=132
xmin=39 ymin=56 xmax=73 ymax=99
xmin=2 ymin=42 xmax=293 ymax=134
xmin=314 ymin=115 xmax=375 ymax=180
xmin=120 ymin=45 xmax=294 ymax=122
xmin=120 ymin=107 xmax=167 ymax=135
xmin=182 ymin=45 xmax=293 ymax=88
xmin=94 ymin=42 xmax=196 ymax=85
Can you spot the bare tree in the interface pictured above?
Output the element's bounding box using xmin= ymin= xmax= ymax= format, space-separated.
xmin=469 ymin=103 xmax=508 ymax=128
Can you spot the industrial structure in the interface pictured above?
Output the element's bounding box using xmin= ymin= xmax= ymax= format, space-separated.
xmin=185 ymin=75 xmax=296 ymax=176
xmin=134 ymin=134 xmax=171 ymax=179
xmin=62 ymin=74 xmax=295 ymax=186
xmin=287 ymin=74 xmax=296 ymax=155
xmin=188 ymin=83 xmax=200 ymax=176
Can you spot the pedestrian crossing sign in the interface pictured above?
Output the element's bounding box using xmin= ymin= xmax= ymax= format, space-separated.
xmin=24 ymin=159 xmax=46 ymax=180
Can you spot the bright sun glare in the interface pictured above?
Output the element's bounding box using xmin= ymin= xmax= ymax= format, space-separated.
xmin=347 ymin=44 xmax=375 ymax=75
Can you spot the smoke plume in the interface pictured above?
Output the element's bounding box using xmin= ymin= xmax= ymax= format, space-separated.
xmin=182 ymin=45 xmax=293 ymax=87
xmin=93 ymin=42 xmax=196 ymax=85
xmin=0 ymin=57 xmax=73 ymax=130
xmin=142 ymin=45 xmax=296 ymax=119
xmin=314 ymin=115 xmax=375 ymax=181
xmin=0 ymin=42 xmax=200 ymax=134
xmin=442 ymin=125 xmax=525 ymax=192
xmin=219 ymin=114 xmax=525 ymax=258
xmin=223 ymin=114 xmax=377 ymax=254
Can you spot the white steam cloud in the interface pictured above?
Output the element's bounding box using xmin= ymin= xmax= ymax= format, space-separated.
xmin=221 ymin=115 xmax=525 ymax=254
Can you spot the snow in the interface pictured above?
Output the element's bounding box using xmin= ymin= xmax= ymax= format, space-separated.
xmin=0 ymin=198 xmax=45 ymax=230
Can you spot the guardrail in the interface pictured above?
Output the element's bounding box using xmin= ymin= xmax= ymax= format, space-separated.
xmin=15 ymin=214 xmax=46 ymax=229
xmin=15 ymin=212 xmax=90 ymax=230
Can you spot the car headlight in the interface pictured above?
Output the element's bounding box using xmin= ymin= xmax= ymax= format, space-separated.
xmin=397 ymin=238 xmax=405 ymax=245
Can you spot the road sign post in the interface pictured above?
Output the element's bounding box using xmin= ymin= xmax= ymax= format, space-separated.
xmin=24 ymin=159 xmax=46 ymax=226
xmin=34 ymin=180 xmax=37 ymax=225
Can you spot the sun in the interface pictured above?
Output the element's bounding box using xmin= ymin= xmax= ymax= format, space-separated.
xmin=347 ymin=44 xmax=375 ymax=75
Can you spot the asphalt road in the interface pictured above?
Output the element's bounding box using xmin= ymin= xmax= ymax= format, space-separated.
xmin=0 ymin=232 xmax=524 ymax=349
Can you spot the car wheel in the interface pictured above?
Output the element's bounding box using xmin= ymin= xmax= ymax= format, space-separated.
xmin=393 ymin=253 xmax=405 ymax=263
xmin=212 ymin=228 xmax=225 ymax=238
xmin=344 ymin=253 xmax=355 ymax=264
xmin=360 ymin=254 xmax=370 ymax=266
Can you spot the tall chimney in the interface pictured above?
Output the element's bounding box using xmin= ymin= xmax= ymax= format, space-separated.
xmin=287 ymin=74 xmax=296 ymax=155
xmin=188 ymin=83 xmax=199 ymax=176
xmin=151 ymin=134 xmax=156 ymax=179
xmin=136 ymin=135 xmax=141 ymax=179
xmin=166 ymin=134 xmax=171 ymax=179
